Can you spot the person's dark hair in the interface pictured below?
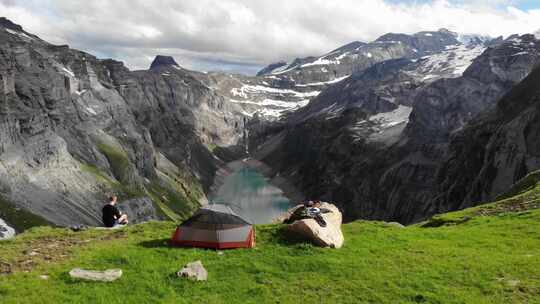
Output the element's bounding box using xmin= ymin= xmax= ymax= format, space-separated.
xmin=109 ymin=196 xmax=117 ymax=202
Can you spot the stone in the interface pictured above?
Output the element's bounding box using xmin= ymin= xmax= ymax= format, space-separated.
xmin=69 ymin=268 xmax=122 ymax=282
xmin=286 ymin=202 xmax=344 ymax=248
xmin=506 ymin=280 xmax=520 ymax=287
xmin=39 ymin=275 xmax=49 ymax=280
xmin=177 ymin=260 xmax=207 ymax=281
xmin=384 ymin=222 xmax=405 ymax=228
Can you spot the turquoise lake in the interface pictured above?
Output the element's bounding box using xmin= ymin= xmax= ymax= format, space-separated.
xmin=209 ymin=167 xmax=292 ymax=224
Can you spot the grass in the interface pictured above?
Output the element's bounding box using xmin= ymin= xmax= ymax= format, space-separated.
xmin=423 ymin=170 xmax=540 ymax=227
xmin=2 ymin=171 xmax=539 ymax=303
xmin=0 ymin=205 xmax=539 ymax=303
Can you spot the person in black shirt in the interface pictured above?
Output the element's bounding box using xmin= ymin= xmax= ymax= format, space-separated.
xmin=102 ymin=196 xmax=129 ymax=227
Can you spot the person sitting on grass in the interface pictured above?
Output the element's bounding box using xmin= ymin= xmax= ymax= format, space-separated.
xmin=102 ymin=195 xmax=128 ymax=228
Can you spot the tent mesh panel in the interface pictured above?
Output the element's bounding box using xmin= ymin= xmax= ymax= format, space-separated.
xmin=180 ymin=207 xmax=251 ymax=230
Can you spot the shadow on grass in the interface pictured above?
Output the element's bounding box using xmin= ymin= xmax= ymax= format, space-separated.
xmin=137 ymin=226 xmax=311 ymax=249
xmin=270 ymin=226 xmax=311 ymax=246
xmin=138 ymin=238 xmax=172 ymax=248
xmin=137 ymin=238 xmax=217 ymax=251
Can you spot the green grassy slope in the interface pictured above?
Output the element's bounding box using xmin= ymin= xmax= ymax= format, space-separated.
xmin=1 ymin=175 xmax=539 ymax=303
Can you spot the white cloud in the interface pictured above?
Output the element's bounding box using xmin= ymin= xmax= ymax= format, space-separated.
xmin=1 ymin=0 xmax=539 ymax=74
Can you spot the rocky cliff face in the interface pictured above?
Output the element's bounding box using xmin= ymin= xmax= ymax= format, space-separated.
xmin=0 ymin=19 xmax=245 ymax=231
xmin=254 ymin=33 xmax=540 ymax=224
xmin=435 ymin=66 xmax=540 ymax=212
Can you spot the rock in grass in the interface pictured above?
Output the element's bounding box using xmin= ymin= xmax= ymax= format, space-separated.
xmin=384 ymin=222 xmax=405 ymax=228
xmin=69 ymin=268 xmax=122 ymax=282
xmin=286 ymin=203 xmax=344 ymax=248
xmin=177 ymin=261 xmax=207 ymax=281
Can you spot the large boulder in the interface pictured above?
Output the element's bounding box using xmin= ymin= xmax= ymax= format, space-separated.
xmin=285 ymin=202 xmax=344 ymax=248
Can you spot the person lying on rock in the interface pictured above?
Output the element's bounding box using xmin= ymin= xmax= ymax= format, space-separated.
xmin=284 ymin=200 xmax=332 ymax=227
xmin=102 ymin=195 xmax=129 ymax=228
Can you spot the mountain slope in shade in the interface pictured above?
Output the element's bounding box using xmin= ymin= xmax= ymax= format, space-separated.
xmin=251 ymin=33 xmax=540 ymax=224
xmin=436 ymin=64 xmax=540 ymax=212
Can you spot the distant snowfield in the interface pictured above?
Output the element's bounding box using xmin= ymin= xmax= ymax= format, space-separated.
xmin=230 ymin=98 xmax=310 ymax=118
xmin=411 ymin=44 xmax=485 ymax=81
xmin=369 ymin=105 xmax=412 ymax=129
xmin=295 ymin=75 xmax=350 ymax=87
xmin=0 ymin=218 xmax=15 ymax=240
xmin=231 ymin=84 xmax=319 ymax=99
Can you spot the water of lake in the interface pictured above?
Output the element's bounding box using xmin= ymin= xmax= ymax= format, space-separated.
xmin=209 ymin=167 xmax=292 ymax=224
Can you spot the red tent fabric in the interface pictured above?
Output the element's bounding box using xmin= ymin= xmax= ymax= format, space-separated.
xmin=170 ymin=204 xmax=255 ymax=249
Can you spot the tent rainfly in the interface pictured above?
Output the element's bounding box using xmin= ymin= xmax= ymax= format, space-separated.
xmin=170 ymin=204 xmax=255 ymax=249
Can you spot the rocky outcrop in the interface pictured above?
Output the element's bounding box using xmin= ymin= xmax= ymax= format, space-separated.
xmin=0 ymin=19 xmax=244 ymax=230
xmin=434 ymin=65 xmax=540 ymax=211
xmin=285 ymin=203 xmax=344 ymax=248
xmin=118 ymin=197 xmax=157 ymax=224
xmin=0 ymin=217 xmax=15 ymax=239
xmin=149 ymin=55 xmax=180 ymax=70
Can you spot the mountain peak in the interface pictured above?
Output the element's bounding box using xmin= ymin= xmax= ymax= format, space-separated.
xmin=149 ymin=55 xmax=180 ymax=70
xmin=0 ymin=17 xmax=24 ymax=32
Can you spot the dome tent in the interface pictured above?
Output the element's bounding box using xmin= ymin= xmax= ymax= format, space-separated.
xmin=170 ymin=204 xmax=255 ymax=249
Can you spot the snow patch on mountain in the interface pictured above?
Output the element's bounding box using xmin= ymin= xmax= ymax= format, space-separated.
xmin=409 ymin=44 xmax=485 ymax=81
xmin=231 ymin=84 xmax=319 ymax=99
xmin=295 ymin=75 xmax=350 ymax=87
xmin=369 ymin=105 xmax=412 ymax=129
xmin=534 ymin=30 xmax=540 ymax=40
xmin=230 ymin=98 xmax=310 ymax=118
xmin=5 ymin=28 xmax=34 ymax=41
xmin=301 ymin=57 xmax=339 ymax=67
xmin=456 ymin=33 xmax=492 ymax=46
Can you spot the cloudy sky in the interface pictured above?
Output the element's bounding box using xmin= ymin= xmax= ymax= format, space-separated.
xmin=1 ymin=0 xmax=540 ymax=75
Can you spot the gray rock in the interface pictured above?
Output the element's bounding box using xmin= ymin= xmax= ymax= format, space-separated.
xmin=69 ymin=268 xmax=122 ymax=282
xmin=384 ymin=222 xmax=405 ymax=228
xmin=177 ymin=260 xmax=207 ymax=281
xmin=117 ymin=197 xmax=157 ymax=224
xmin=286 ymin=203 xmax=344 ymax=248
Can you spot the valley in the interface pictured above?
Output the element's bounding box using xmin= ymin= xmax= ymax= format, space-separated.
xmin=0 ymin=16 xmax=539 ymax=235
xmin=1 ymin=2 xmax=540 ymax=302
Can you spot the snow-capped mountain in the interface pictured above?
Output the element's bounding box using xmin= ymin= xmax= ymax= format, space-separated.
xmin=252 ymin=32 xmax=540 ymax=223
xmin=209 ymin=29 xmax=496 ymax=120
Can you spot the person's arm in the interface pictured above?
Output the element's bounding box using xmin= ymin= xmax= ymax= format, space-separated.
xmin=113 ymin=206 xmax=122 ymax=219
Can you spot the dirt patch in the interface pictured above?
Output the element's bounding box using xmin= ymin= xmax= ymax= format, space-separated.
xmin=474 ymin=198 xmax=540 ymax=217
xmin=0 ymin=230 xmax=126 ymax=274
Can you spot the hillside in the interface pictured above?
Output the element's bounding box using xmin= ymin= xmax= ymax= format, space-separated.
xmin=1 ymin=172 xmax=539 ymax=303
xmin=254 ymin=34 xmax=540 ymax=224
